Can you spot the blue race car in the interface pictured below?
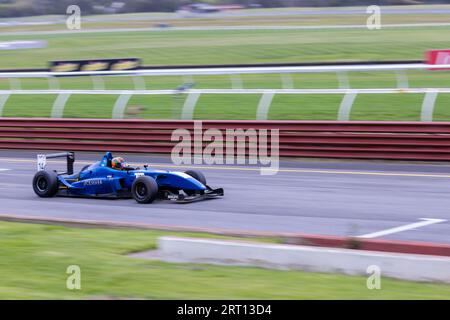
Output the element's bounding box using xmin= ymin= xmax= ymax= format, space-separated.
xmin=32 ymin=152 xmax=224 ymax=203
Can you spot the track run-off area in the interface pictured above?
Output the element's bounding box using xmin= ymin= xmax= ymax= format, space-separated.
xmin=0 ymin=150 xmax=448 ymax=244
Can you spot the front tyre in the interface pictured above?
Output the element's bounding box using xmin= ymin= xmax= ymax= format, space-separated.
xmin=33 ymin=170 xmax=59 ymax=197
xmin=185 ymin=170 xmax=206 ymax=185
xmin=132 ymin=176 xmax=158 ymax=204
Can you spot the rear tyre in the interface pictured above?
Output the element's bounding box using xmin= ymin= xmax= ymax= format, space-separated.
xmin=33 ymin=170 xmax=59 ymax=197
xmin=185 ymin=170 xmax=206 ymax=185
xmin=131 ymin=176 xmax=158 ymax=204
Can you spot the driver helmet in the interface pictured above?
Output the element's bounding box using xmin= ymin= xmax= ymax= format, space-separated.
xmin=111 ymin=157 xmax=126 ymax=170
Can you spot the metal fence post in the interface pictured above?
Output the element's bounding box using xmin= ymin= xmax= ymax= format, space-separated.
xmin=51 ymin=93 xmax=71 ymax=118
xmin=395 ymin=70 xmax=409 ymax=89
xmin=112 ymin=93 xmax=132 ymax=119
xmin=256 ymin=91 xmax=275 ymax=120
xmin=0 ymin=94 xmax=10 ymax=117
xmin=230 ymin=74 xmax=243 ymax=89
xmin=132 ymin=76 xmax=146 ymax=90
xmin=420 ymin=89 xmax=439 ymax=122
xmin=337 ymin=72 xmax=350 ymax=89
xmin=280 ymin=74 xmax=294 ymax=89
xmin=338 ymin=90 xmax=358 ymax=121
xmin=181 ymin=91 xmax=201 ymax=120
xmin=91 ymin=76 xmax=105 ymax=90
xmin=48 ymin=77 xmax=60 ymax=90
xmin=8 ymin=78 xmax=21 ymax=90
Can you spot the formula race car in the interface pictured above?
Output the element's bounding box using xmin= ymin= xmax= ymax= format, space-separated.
xmin=32 ymin=152 xmax=224 ymax=203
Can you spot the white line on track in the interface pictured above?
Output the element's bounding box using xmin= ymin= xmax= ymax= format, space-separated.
xmin=357 ymin=218 xmax=447 ymax=239
xmin=0 ymin=168 xmax=10 ymax=172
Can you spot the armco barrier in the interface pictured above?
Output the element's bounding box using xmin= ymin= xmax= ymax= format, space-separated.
xmin=2 ymin=118 xmax=450 ymax=160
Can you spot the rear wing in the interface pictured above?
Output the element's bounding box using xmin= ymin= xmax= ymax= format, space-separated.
xmin=37 ymin=152 xmax=75 ymax=175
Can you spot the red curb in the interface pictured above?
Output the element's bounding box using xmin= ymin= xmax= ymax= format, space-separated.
xmin=0 ymin=214 xmax=449 ymax=257
xmin=289 ymin=234 xmax=450 ymax=256
xmin=357 ymin=238 xmax=450 ymax=256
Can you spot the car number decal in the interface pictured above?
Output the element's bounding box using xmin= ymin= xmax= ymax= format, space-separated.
xmin=37 ymin=154 xmax=46 ymax=171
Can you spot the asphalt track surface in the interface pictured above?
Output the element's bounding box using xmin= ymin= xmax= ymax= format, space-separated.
xmin=0 ymin=150 xmax=449 ymax=244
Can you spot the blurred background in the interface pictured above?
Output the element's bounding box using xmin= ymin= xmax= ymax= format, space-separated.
xmin=2 ymin=0 xmax=450 ymax=17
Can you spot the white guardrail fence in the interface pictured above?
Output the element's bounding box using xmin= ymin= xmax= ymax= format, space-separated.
xmin=0 ymin=62 xmax=449 ymax=121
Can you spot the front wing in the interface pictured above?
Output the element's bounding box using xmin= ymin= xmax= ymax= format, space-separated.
xmin=167 ymin=187 xmax=224 ymax=203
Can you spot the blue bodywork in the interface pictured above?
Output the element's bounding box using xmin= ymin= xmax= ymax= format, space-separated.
xmin=55 ymin=152 xmax=220 ymax=201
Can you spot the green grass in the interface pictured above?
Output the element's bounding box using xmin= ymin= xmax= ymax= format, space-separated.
xmin=433 ymin=94 xmax=450 ymax=121
xmin=2 ymin=94 xmax=55 ymax=117
xmin=1 ymin=221 xmax=450 ymax=299
xmin=63 ymin=95 xmax=118 ymax=119
xmin=269 ymin=95 xmax=343 ymax=120
xmin=1 ymin=27 xmax=450 ymax=68
xmin=350 ymin=94 xmax=424 ymax=121
xmin=194 ymin=94 xmax=261 ymax=120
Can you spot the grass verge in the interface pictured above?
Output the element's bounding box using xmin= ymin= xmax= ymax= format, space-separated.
xmin=0 ymin=26 xmax=449 ymax=68
xmin=1 ymin=221 xmax=449 ymax=299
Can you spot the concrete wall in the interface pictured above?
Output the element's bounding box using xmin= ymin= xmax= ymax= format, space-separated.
xmin=158 ymin=236 xmax=450 ymax=283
